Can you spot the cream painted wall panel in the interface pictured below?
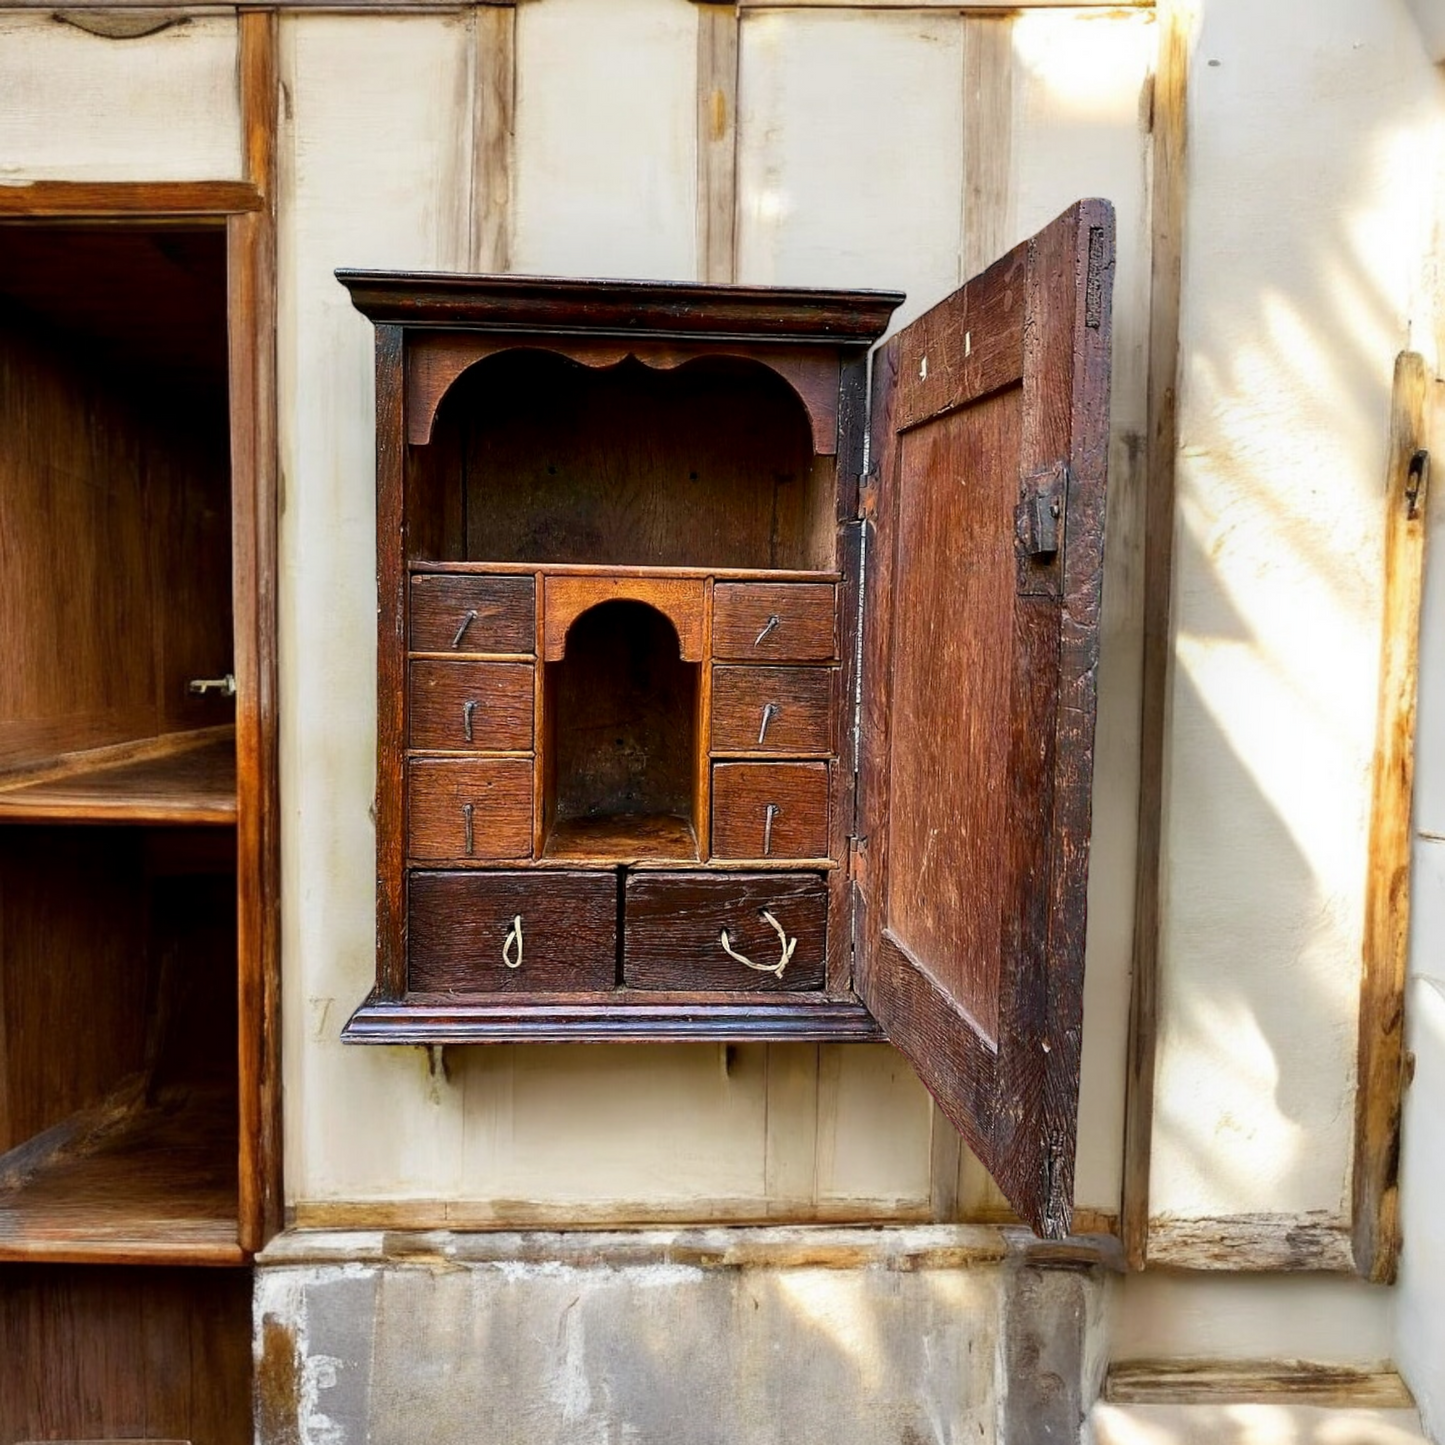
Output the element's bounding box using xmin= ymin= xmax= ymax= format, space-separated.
xmin=512 ymin=0 xmax=697 ymax=279
xmin=1152 ymin=0 xmax=1441 ymax=1220
xmin=735 ymin=8 xmax=965 ymax=330
xmin=1109 ymin=1272 xmax=1396 ymax=1366
xmin=279 ymin=13 xmax=475 ymax=1201
xmin=1011 ymin=8 xmax=1154 ymax=1211
xmin=0 ymin=15 xmax=241 ymax=181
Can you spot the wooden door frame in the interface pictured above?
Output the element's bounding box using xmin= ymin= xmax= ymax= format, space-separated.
xmin=0 ymin=12 xmax=283 ymax=1252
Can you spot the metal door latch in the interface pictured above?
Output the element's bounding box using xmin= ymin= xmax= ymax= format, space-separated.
xmin=187 ymin=674 xmax=236 ymax=697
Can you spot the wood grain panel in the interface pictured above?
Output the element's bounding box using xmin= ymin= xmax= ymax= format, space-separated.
xmin=624 ymin=872 xmax=826 ymax=991
xmin=408 ymin=757 xmax=534 ymax=862
xmin=711 ymin=761 xmax=830 ymax=860
xmin=0 ymin=1267 xmax=251 ymax=1445
xmin=712 ymin=582 xmax=838 ymax=661
xmin=886 ymin=385 xmax=1021 ymax=1041
xmin=409 ymin=660 xmax=534 ymax=752
xmin=409 ymin=870 xmax=616 ymax=993
xmin=710 ymin=665 xmax=836 ymax=755
xmin=410 ymin=573 xmax=535 ymax=654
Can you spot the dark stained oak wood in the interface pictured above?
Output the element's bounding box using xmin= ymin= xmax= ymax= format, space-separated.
xmin=623 ymin=872 xmax=826 ymax=991
xmin=712 ymin=581 xmax=838 ymax=661
xmin=408 ymin=870 xmax=616 ymax=992
xmin=0 ymin=181 xmax=261 ymax=216
xmin=407 ymin=757 xmax=534 ymax=862
xmin=545 ymin=599 xmax=701 ymax=848
xmin=710 ymin=665 xmax=836 ymax=755
xmin=0 ymin=732 xmax=236 ymax=825
xmin=0 ymin=1266 xmax=252 ymax=1445
xmin=855 ymin=200 xmax=1115 ymax=1240
xmin=544 ymin=573 xmax=707 ymax=661
xmin=0 ymin=1084 xmax=241 ymax=1266
xmin=409 ymin=660 xmax=534 ymax=752
xmin=543 ymin=812 xmax=699 ymax=863
xmin=711 ymin=761 xmax=830 ymax=860
xmin=338 ymin=269 xmax=904 ymax=345
xmin=410 ymin=572 xmax=535 ymax=653
xmin=345 ymin=993 xmax=883 ymax=1044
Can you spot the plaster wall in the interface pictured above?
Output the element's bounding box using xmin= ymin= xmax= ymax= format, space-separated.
xmin=274 ymin=1 xmax=1154 ymax=1226
xmin=1152 ymin=0 xmax=1444 ymax=1226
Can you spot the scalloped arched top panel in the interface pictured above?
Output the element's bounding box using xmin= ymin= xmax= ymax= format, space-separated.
xmin=543 ymin=575 xmax=705 ymax=662
xmin=406 ymin=334 xmax=840 ymax=455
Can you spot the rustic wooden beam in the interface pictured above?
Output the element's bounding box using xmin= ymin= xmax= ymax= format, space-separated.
xmin=696 ymin=3 xmax=740 ymax=284
xmin=0 ymin=180 xmax=261 ymax=215
xmin=470 ymin=3 xmax=515 ymax=273
xmin=232 ymin=5 xmax=283 ymax=1254
xmin=1106 ymin=1362 xmax=1416 ymax=1409
xmin=1351 ymin=352 xmax=1432 ymax=1285
xmin=1144 ymin=1212 xmax=1355 ymax=1272
xmin=1120 ymin=0 xmax=1194 ymax=1273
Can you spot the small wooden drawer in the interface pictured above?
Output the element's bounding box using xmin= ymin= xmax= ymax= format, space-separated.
xmin=623 ymin=872 xmax=826 ymax=991
xmin=409 ymin=660 xmax=534 ymax=751
xmin=410 ymin=573 xmax=535 ymax=654
xmin=408 ymin=870 xmax=616 ymax=992
xmin=711 ymin=761 xmax=830 ymax=859
xmin=407 ymin=758 xmax=533 ymax=861
xmin=711 ymin=665 xmax=836 ymax=755
xmin=712 ymin=582 xmax=837 ymax=662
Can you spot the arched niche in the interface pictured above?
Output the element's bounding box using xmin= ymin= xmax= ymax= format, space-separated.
xmin=542 ymin=599 xmax=701 ymax=862
xmin=405 ymin=348 xmax=837 ymax=572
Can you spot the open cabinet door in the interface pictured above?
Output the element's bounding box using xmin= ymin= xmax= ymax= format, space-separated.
xmin=855 ymin=200 xmax=1114 ymax=1238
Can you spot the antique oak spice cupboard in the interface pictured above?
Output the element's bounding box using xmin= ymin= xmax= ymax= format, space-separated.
xmin=342 ymin=200 xmax=1114 ymax=1238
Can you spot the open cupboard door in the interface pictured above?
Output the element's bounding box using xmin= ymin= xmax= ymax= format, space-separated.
xmin=855 ymin=200 xmax=1114 ymax=1238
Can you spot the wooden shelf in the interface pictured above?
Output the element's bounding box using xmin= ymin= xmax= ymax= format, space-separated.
xmin=543 ymin=812 xmax=699 ymax=863
xmin=0 ymin=1082 xmax=242 ymax=1266
xmin=0 ymin=732 xmax=236 ymax=825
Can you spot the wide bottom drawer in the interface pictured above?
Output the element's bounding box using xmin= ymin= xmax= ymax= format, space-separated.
xmin=408 ymin=870 xmax=616 ymax=993
xmin=622 ymin=873 xmax=826 ymax=991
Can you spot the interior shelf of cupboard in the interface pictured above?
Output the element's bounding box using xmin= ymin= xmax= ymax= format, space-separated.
xmin=0 ymin=1081 xmax=242 ymax=1266
xmin=0 ymin=729 xmax=236 ymax=825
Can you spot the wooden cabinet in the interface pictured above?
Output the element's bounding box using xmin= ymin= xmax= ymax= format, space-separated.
xmin=341 ymin=199 xmax=1116 ymax=1238
xmin=0 ymin=213 xmax=271 ymax=1443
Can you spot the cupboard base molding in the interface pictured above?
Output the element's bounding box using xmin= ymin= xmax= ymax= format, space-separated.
xmin=342 ymin=993 xmax=884 ymax=1044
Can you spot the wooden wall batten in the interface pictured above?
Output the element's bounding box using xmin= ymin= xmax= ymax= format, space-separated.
xmin=470 ymin=3 xmax=515 ymax=273
xmin=696 ymin=2 xmax=739 ymax=285
xmin=1121 ymin=0 xmax=1194 ymax=1272
xmin=233 ymin=4 xmax=284 ymax=1253
xmin=1351 ymin=352 xmax=1432 ymax=1285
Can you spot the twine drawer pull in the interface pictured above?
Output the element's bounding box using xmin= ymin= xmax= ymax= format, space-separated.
xmin=503 ymin=915 xmax=524 ymax=969
xmin=719 ymin=909 xmax=796 ymax=980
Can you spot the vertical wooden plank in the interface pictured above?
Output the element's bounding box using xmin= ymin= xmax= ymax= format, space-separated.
xmin=929 ymin=10 xmax=1012 ymax=1219
xmin=471 ymin=3 xmax=515 ymax=273
xmin=233 ymin=4 xmax=281 ymax=1253
xmin=1352 ymin=353 xmax=1431 ymax=1284
xmin=696 ymin=2 xmax=739 ymax=284
xmin=1122 ymin=0 xmax=1196 ymax=1270
xmin=959 ymin=13 xmax=1012 ymax=279
xmin=762 ymin=1043 xmax=819 ymax=1212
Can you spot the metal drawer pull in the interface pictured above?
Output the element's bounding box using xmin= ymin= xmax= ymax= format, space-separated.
xmin=462 ymin=802 xmax=474 ymax=857
xmin=503 ymin=915 xmax=524 ymax=969
xmin=719 ymin=910 xmax=796 ymax=980
xmin=462 ymin=698 xmax=478 ymax=743
xmin=754 ymin=614 xmax=780 ymax=648
xmin=757 ymin=702 xmax=780 ymax=745
xmin=451 ymin=610 xmax=479 ymax=649
xmin=763 ymin=802 xmax=780 ymax=856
